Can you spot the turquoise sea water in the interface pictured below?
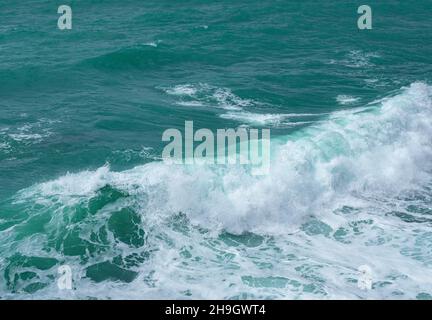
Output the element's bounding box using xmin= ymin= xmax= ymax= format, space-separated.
xmin=1 ymin=0 xmax=432 ymax=299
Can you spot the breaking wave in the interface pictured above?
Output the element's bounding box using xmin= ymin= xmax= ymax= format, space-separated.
xmin=2 ymin=83 xmax=432 ymax=299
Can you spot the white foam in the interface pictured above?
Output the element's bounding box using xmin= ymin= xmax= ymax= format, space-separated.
xmin=220 ymin=111 xmax=286 ymax=125
xmin=212 ymin=88 xmax=253 ymax=110
xmin=176 ymin=101 xmax=205 ymax=107
xmin=143 ymin=40 xmax=161 ymax=47
xmin=336 ymin=95 xmax=360 ymax=105
xmin=165 ymin=84 xmax=198 ymax=96
xmin=8 ymin=133 xmax=45 ymax=142
xmin=219 ymin=111 xmax=318 ymax=127
xmin=329 ymin=50 xmax=381 ymax=69
xmin=3 ymin=119 xmax=57 ymax=144
xmin=164 ymin=84 xmax=254 ymax=111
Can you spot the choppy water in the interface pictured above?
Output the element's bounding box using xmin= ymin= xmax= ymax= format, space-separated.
xmin=1 ymin=0 xmax=432 ymax=299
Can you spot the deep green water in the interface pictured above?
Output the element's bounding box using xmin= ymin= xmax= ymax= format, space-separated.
xmin=0 ymin=0 xmax=432 ymax=299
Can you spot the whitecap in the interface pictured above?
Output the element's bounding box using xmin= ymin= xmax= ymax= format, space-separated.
xmin=336 ymin=95 xmax=360 ymax=105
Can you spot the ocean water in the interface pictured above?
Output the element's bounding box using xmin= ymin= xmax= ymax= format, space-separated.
xmin=1 ymin=0 xmax=432 ymax=299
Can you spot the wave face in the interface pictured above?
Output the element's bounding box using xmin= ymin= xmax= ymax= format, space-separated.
xmin=1 ymin=83 xmax=432 ymax=299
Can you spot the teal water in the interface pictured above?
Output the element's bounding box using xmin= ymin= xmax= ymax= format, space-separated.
xmin=1 ymin=0 xmax=432 ymax=299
